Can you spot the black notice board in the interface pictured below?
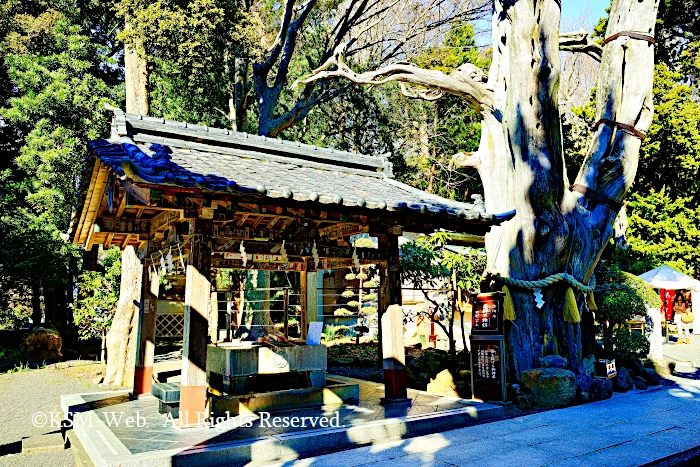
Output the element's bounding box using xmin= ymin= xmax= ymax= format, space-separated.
xmin=470 ymin=337 xmax=506 ymax=402
xmin=471 ymin=292 xmax=505 ymax=336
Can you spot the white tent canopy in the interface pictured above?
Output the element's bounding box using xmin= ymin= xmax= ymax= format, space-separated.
xmin=638 ymin=265 xmax=700 ymax=291
xmin=639 ymin=265 xmax=700 ymax=346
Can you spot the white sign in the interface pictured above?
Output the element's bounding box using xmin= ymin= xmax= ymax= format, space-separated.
xmin=306 ymin=322 xmax=323 ymax=346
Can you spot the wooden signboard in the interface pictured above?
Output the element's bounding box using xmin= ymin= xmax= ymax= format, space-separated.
xmin=149 ymin=210 xmax=184 ymax=237
xmin=470 ymin=292 xmax=505 ymax=336
xmin=211 ymin=258 xmax=305 ymax=271
xmin=470 ymin=336 xmax=506 ymax=402
xmin=319 ymin=223 xmax=369 ymax=240
xmin=100 ymin=216 xmax=150 ymax=236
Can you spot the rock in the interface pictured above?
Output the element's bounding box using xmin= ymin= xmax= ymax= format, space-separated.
xmin=583 ymin=355 xmax=596 ymax=377
xmin=515 ymin=394 xmax=535 ymax=411
xmin=508 ymin=383 xmax=523 ymax=400
xmin=20 ymin=325 xmax=62 ymax=362
xmin=629 ymin=359 xmax=645 ymax=376
xmin=434 ymin=369 xmax=455 ymax=385
xmin=427 ymin=369 xmax=459 ymax=397
xmin=652 ymin=359 xmax=674 ymax=377
xmin=613 ymin=368 xmax=632 ymax=393
xmin=635 ymin=377 xmax=648 ymax=390
xmin=641 ymin=368 xmax=662 ymax=386
xmin=520 ymin=368 xmax=577 ymax=408
xmin=575 ymin=375 xmax=594 ymax=403
xmin=539 ymin=355 xmax=568 ymax=369
xmin=591 ymin=378 xmax=613 ymax=400
xmin=625 ymin=368 xmax=635 ymax=387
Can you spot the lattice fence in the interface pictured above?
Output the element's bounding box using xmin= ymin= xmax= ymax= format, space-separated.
xmin=156 ymin=313 xmax=184 ymax=338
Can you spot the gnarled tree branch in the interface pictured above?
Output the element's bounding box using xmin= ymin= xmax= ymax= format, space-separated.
xmin=559 ymin=30 xmax=603 ymax=62
xmin=294 ymin=43 xmax=495 ymax=113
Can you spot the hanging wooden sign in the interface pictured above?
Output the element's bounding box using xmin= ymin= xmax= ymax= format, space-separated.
xmin=100 ymin=216 xmax=150 ymax=236
xmin=319 ymin=223 xmax=369 ymax=239
xmin=470 ymin=292 xmax=505 ymax=336
xmin=212 ymin=258 xmax=304 ymax=271
xmin=150 ymin=210 xmax=184 ymax=236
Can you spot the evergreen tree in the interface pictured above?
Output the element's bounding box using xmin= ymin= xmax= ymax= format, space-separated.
xmin=0 ymin=0 xmax=122 ymax=327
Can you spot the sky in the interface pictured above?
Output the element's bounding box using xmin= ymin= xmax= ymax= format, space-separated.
xmin=473 ymin=0 xmax=612 ymax=48
xmin=560 ymin=0 xmax=611 ymax=30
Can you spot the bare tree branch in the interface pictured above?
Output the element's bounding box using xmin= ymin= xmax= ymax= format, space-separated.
xmin=559 ymin=30 xmax=603 ymax=62
xmin=452 ymin=151 xmax=482 ymax=169
xmin=294 ymin=43 xmax=495 ymax=113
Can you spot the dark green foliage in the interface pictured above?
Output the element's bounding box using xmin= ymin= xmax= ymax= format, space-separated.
xmin=615 ymin=190 xmax=700 ymax=275
xmin=74 ymin=247 xmax=121 ymax=339
xmin=594 ymin=263 xmax=657 ymax=361
xmin=568 ymin=4 xmax=700 ymax=276
xmin=0 ymin=0 xmax=121 ymax=325
xmin=610 ymin=329 xmax=651 ymax=365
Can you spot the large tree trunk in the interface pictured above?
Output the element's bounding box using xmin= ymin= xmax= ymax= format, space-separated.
xmin=31 ymin=282 xmax=42 ymax=325
xmin=104 ymin=19 xmax=151 ymax=386
xmin=43 ymin=281 xmax=57 ymax=324
xmin=297 ymin=0 xmax=658 ymax=380
xmin=104 ymin=246 xmax=142 ymax=386
xmin=478 ymin=0 xmax=657 ymax=381
xmin=124 ymin=26 xmax=149 ymax=116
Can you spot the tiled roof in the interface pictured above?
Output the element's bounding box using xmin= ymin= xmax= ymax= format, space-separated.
xmin=88 ymin=107 xmax=515 ymax=224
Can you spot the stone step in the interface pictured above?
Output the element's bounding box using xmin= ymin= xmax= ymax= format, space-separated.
xmin=152 ymin=381 xmax=181 ymax=402
xmin=21 ymin=432 xmax=66 ymax=455
xmin=66 ymin=430 xmax=95 ymax=467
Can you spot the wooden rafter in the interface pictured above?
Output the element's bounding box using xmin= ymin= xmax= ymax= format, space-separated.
xmin=105 ymin=233 xmax=115 ymax=248
xmin=121 ymin=234 xmax=133 ymax=249
xmin=116 ymin=191 xmax=127 ymax=217
xmin=236 ymin=213 xmax=250 ymax=227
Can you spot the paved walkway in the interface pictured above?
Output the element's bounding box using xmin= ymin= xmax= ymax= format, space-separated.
xmin=663 ymin=331 xmax=700 ymax=367
xmin=267 ymin=375 xmax=700 ymax=467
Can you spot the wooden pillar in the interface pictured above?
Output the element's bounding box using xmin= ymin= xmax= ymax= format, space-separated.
xmin=179 ymin=225 xmax=212 ymax=427
xmin=209 ymin=288 xmax=219 ymax=343
xmin=132 ymin=244 xmax=159 ymax=396
xmin=300 ymin=268 xmax=319 ymax=339
xmin=300 ymin=271 xmax=308 ymax=339
xmin=378 ymin=234 xmax=406 ymax=402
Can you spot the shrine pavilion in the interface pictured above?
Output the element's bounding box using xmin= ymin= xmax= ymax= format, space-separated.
xmin=69 ymin=105 xmax=515 ymax=427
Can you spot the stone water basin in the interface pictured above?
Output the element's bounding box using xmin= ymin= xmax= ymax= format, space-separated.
xmin=207 ymin=341 xmax=327 ymax=395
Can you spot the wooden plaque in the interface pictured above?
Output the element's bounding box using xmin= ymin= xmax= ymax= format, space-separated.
xmin=470 ymin=292 xmax=505 ymax=336
xmin=470 ymin=336 xmax=506 ymax=402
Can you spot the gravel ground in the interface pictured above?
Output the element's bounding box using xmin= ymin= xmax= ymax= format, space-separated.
xmin=0 ymin=360 xmax=121 ymax=466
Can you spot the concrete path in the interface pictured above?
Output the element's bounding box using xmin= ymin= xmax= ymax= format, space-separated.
xmin=268 ymin=375 xmax=700 ymax=467
xmin=663 ymin=332 xmax=700 ymax=368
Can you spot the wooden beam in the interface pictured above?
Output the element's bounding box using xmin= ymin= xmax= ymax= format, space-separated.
xmin=236 ymin=213 xmax=250 ymax=227
xmin=116 ymin=192 xmax=127 ymax=217
xmin=104 ymin=233 xmax=115 ymax=248
xmin=121 ymin=234 xmax=133 ymax=249
xmin=85 ymin=225 xmax=97 ymax=251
